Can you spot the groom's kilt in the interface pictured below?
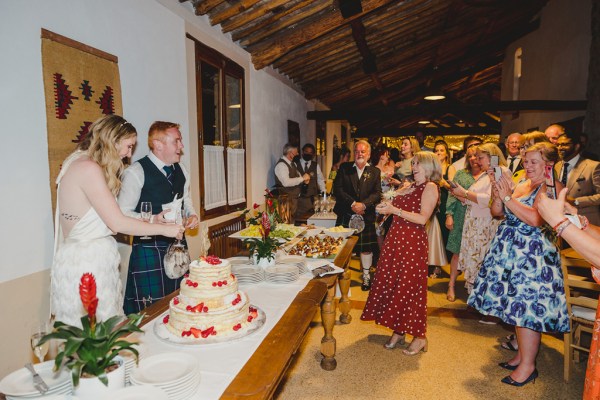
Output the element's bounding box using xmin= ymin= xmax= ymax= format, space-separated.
xmin=123 ymin=238 xmax=180 ymax=314
xmin=336 ymin=213 xmax=378 ymax=254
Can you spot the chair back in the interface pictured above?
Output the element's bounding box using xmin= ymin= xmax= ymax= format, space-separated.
xmin=560 ymin=252 xmax=600 ymax=382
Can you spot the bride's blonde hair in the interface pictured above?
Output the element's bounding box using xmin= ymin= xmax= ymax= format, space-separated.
xmin=81 ymin=115 xmax=137 ymax=196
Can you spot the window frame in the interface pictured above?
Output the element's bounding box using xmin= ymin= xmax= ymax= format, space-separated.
xmin=187 ymin=35 xmax=247 ymax=220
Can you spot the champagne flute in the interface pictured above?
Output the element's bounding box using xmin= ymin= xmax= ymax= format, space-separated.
xmin=140 ymin=202 xmax=152 ymax=239
xmin=30 ymin=322 xmax=49 ymax=363
xmin=174 ymin=209 xmax=186 ymax=247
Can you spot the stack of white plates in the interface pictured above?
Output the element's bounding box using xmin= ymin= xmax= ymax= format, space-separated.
xmin=121 ymin=355 xmax=136 ymax=385
xmin=265 ymin=264 xmax=299 ymax=284
xmin=227 ymin=256 xmax=252 ymax=266
xmin=100 ymin=385 xmax=168 ymax=400
xmin=0 ymin=361 xmax=72 ymax=399
xmin=130 ymin=353 xmax=199 ymax=400
xmin=277 ymin=255 xmax=309 ymax=274
xmin=231 ymin=265 xmax=264 ymax=284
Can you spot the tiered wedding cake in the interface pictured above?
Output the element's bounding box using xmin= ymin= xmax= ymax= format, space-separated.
xmin=164 ymin=256 xmax=258 ymax=339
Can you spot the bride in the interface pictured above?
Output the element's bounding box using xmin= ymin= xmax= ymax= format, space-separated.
xmin=51 ymin=114 xmax=183 ymax=326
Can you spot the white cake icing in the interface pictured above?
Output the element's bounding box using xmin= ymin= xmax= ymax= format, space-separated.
xmin=165 ymin=256 xmax=257 ymax=339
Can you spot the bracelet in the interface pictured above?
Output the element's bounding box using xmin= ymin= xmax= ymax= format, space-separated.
xmin=464 ymin=189 xmax=469 ymax=198
xmin=396 ymin=208 xmax=403 ymax=217
xmin=580 ymin=215 xmax=589 ymax=230
xmin=552 ymin=218 xmax=568 ymax=231
xmin=556 ymin=220 xmax=572 ymax=237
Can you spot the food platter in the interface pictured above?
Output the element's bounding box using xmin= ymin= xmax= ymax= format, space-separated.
xmin=283 ymin=235 xmax=346 ymax=259
xmin=229 ymin=223 xmax=306 ymax=241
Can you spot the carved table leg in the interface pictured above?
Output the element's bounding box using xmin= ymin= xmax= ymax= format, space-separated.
xmin=338 ymin=269 xmax=352 ymax=324
xmin=320 ymin=284 xmax=337 ymax=371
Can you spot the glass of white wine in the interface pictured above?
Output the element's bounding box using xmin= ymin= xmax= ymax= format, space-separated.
xmin=140 ymin=202 xmax=152 ymax=239
xmin=30 ymin=322 xmax=50 ymax=363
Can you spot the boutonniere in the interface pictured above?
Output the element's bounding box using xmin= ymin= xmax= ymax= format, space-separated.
xmin=362 ymin=172 xmax=371 ymax=180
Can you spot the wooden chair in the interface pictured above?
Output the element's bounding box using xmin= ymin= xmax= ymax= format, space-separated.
xmin=560 ymin=253 xmax=600 ymax=382
xmin=207 ymin=216 xmax=246 ymax=259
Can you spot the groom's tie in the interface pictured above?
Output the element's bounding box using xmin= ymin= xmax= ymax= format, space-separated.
xmin=163 ymin=165 xmax=175 ymax=186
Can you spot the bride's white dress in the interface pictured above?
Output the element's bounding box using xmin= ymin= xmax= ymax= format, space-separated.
xmin=51 ymin=151 xmax=124 ymax=326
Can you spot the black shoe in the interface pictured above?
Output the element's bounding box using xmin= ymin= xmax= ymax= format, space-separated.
xmin=361 ymin=275 xmax=371 ymax=291
xmin=501 ymin=369 xmax=538 ymax=387
xmin=498 ymin=362 xmax=518 ymax=371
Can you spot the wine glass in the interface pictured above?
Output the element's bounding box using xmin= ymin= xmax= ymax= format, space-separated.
xmin=174 ymin=209 xmax=186 ymax=247
xmin=140 ymin=202 xmax=152 ymax=239
xmin=30 ymin=322 xmax=50 ymax=363
xmin=313 ymin=198 xmax=321 ymax=216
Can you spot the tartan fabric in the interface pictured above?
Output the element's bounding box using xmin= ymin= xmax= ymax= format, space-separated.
xmin=123 ymin=239 xmax=180 ymax=314
xmin=337 ymin=213 xmax=378 ymax=254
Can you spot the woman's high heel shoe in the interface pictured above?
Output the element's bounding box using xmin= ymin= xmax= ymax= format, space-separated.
xmin=501 ymin=369 xmax=538 ymax=387
xmin=383 ymin=333 xmax=405 ymax=350
xmin=446 ymin=286 xmax=456 ymax=302
xmin=402 ymin=338 xmax=428 ymax=356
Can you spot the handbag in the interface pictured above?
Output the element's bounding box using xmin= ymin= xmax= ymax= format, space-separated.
xmin=163 ymin=242 xmax=191 ymax=279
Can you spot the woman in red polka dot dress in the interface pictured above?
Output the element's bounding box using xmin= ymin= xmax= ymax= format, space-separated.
xmin=361 ymin=151 xmax=441 ymax=355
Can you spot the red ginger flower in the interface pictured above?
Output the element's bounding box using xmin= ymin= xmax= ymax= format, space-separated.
xmin=79 ymin=273 xmax=98 ymax=328
xmin=253 ymin=203 xmax=260 ymax=209
xmin=259 ymin=211 xmax=271 ymax=239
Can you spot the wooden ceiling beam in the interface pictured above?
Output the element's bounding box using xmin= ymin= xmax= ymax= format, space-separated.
xmin=355 ymin=126 xmax=501 ymax=137
xmin=190 ymin=0 xmax=226 ymax=15
xmin=233 ymin=0 xmax=330 ymax=44
xmin=218 ymin=0 xmax=293 ymax=33
xmin=307 ymin=100 xmax=587 ymax=122
xmin=209 ymin=0 xmax=262 ymax=26
xmin=250 ymin=0 xmax=399 ymax=69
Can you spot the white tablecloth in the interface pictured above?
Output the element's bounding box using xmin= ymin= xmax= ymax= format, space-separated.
xmin=133 ymin=273 xmax=314 ymax=399
xmin=307 ymin=213 xmax=337 ymax=228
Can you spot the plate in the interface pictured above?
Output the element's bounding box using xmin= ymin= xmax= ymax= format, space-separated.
xmin=0 ymin=361 xmax=71 ymax=396
xmin=130 ymin=353 xmax=197 ymax=386
xmin=100 ymin=385 xmax=168 ymax=400
xmin=153 ymin=305 xmax=266 ymax=346
xmin=229 ymin=224 xmax=306 ymax=241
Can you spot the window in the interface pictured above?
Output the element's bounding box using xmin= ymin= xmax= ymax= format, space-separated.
xmin=188 ymin=35 xmax=246 ymax=219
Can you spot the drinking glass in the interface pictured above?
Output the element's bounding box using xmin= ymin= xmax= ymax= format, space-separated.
xmin=30 ymin=322 xmax=50 ymax=363
xmin=313 ymin=198 xmax=321 ymax=216
xmin=140 ymin=202 xmax=152 ymax=239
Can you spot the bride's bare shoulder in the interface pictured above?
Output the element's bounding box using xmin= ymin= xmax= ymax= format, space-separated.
xmin=67 ymin=156 xmax=103 ymax=179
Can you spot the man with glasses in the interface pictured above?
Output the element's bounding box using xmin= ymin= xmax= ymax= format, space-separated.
xmin=554 ymin=131 xmax=600 ymax=225
xmin=333 ymin=140 xmax=382 ymax=290
xmin=274 ymin=143 xmax=310 ymax=224
xmin=505 ymin=132 xmax=524 ymax=175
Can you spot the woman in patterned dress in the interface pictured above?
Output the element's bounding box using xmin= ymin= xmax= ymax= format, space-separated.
xmin=538 ymin=187 xmax=600 ymax=398
xmin=468 ymin=142 xmax=569 ymax=386
xmin=361 ymin=152 xmax=441 ymax=356
xmin=444 ymin=145 xmax=481 ymax=301
xmin=449 ymin=143 xmax=506 ymax=294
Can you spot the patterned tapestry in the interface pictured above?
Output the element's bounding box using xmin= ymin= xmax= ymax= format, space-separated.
xmin=41 ymin=29 xmax=122 ymax=214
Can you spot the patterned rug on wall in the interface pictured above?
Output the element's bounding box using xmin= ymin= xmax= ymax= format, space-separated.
xmin=41 ymin=28 xmax=123 ymax=214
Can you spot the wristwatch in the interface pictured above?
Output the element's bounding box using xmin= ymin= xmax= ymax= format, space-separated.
xmin=502 ymin=195 xmax=511 ymax=203
xmin=574 ymin=199 xmax=580 ymax=206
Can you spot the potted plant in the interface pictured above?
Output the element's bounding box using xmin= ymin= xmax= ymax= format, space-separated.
xmin=39 ymin=273 xmax=143 ymax=394
xmin=243 ymin=211 xmax=279 ymax=266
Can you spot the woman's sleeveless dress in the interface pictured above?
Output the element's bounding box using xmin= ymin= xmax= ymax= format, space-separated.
xmin=361 ymin=183 xmax=429 ymax=337
xmin=51 ymin=151 xmax=124 ymax=327
xmin=467 ymin=185 xmax=569 ymax=333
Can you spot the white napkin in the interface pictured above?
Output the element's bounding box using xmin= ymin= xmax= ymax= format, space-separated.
xmin=161 ymin=195 xmax=183 ymax=221
xmin=306 ymin=260 xmax=344 ymax=277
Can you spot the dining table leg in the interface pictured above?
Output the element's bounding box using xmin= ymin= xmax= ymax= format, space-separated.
xmin=337 ymin=268 xmax=352 ymax=324
xmin=320 ymin=283 xmax=337 ymax=371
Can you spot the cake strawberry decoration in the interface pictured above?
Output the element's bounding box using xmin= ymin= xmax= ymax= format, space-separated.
xmin=202 ymin=255 xmax=222 ymax=265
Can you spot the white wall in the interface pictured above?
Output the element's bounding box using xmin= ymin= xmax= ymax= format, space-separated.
xmin=500 ymin=0 xmax=591 ymax=135
xmin=0 ymin=0 xmax=313 ymax=376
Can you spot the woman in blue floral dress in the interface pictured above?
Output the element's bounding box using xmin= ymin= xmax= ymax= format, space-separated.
xmin=468 ymin=142 xmax=569 ymax=387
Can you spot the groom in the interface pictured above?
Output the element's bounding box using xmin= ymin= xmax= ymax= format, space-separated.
xmin=333 ymin=140 xmax=381 ymax=290
xmin=118 ymin=121 xmax=199 ymax=314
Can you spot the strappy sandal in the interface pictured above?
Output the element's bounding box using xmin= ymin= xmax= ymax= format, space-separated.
xmin=501 ymin=341 xmax=518 ymax=351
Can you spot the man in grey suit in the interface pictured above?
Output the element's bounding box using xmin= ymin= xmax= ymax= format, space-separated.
xmin=555 ymin=131 xmax=600 ymax=226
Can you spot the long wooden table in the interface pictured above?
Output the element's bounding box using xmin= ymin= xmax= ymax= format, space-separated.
xmin=138 ymin=236 xmax=357 ymax=399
